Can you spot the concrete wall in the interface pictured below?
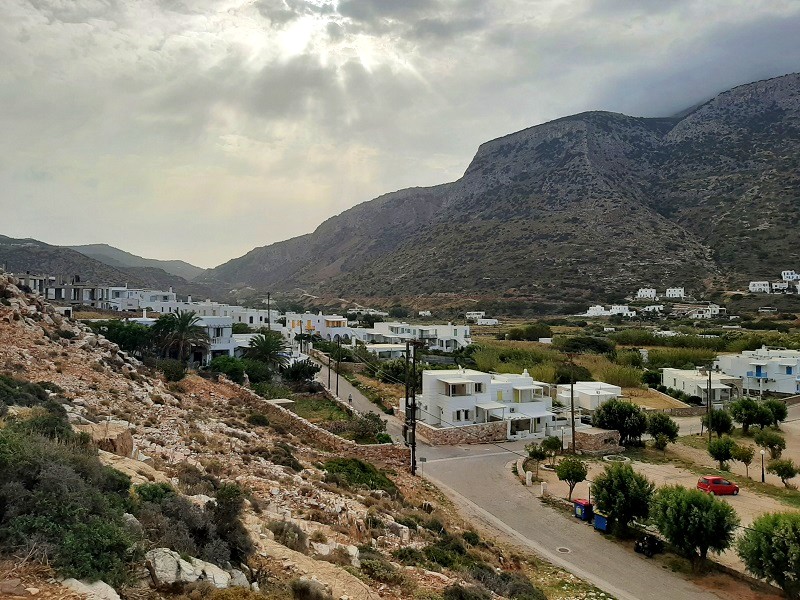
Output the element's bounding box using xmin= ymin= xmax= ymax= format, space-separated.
xmin=575 ymin=428 xmax=623 ymax=454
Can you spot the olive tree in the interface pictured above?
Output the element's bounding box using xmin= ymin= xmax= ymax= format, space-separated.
xmin=701 ymin=410 xmax=734 ymax=439
xmin=525 ymin=443 xmax=548 ymax=479
xmin=737 ymin=512 xmax=800 ymax=599
xmin=755 ymin=429 xmax=786 ymax=459
xmin=646 ymin=413 xmax=679 ymax=451
xmin=708 ymin=436 xmax=736 ymax=470
xmin=729 ymin=398 xmax=760 ymax=435
xmin=768 ymin=459 xmax=799 ymax=488
xmin=764 ymin=399 xmax=789 ymax=427
xmin=593 ymin=399 xmax=647 ymax=446
xmin=731 ymin=444 xmax=755 ymax=479
xmin=590 ymin=463 xmax=654 ymax=537
xmin=650 ymin=486 xmax=739 ymax=571
xmin=541 ymin=436 xmax=562 ymax=467
xmin=555 ymin=456 xmax=587 ymax=501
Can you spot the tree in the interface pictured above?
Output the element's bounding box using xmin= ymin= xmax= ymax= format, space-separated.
xmin=708 ymin=436 xmax=736 ymax=470
xmin=282 ymin=359 xmax=321 ymax=382
xmin=650 ymin=486 xmax=740 ymax=571
xmin=541 ymin=436 xmax=562 ymax=467
xmin=755 ymin=429 xmax=786 ymax=459
xmin=755 ymin=404 xmax=776 ymax=430
xmin=764 ymin=399 xmax=788 ymax=427
xmin=701 ymin=410 xmax=734 ymax=439
xmin=731 ymin=444 xmax=755 ymax=479
xmin=591 ymin=463 xmax=654 ymax=536
xmin=555 ymin=456 xmax=587 ymax=501
xmin=729 ymin=398 xmax=760 ymax=435
xmin=207 ymin=356 xmax=245 ymax=384
xmin=151 ymin=310 xmax=209 ymax=363
xmin=231 ymin=323 xmax=253 ymax=334
xmin=247 ymin=332 xmax=290 ymax=369
xmin=86 ymin=320 xmax=152 ymax=358
xmin=647 ymin=413 xmax=679 ymax=450
xmin=525 ymin=443 xmax=548 ymax=479
xmin=593 ymin=399 xmax=648 ymax=446
xmin=737 ymin=512 xmax=800 ymax=599
xmin=768 ymin=459 xmax=798 ymax=488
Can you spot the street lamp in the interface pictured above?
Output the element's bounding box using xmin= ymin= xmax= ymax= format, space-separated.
xmin=587 ymin=483 xmax=592 ymax=505
xmin=761 ymin=449 xmax=766 ymax=483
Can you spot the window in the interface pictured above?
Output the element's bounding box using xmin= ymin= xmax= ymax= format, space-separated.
xmin=475 ymin=383 xmax=483 ymax=393
xmin=249 ymin=316 xmax=254 ymax=324
xmin=463 ymin=410 xmax=470 ymax=421
xmin=497 ymin=390 xmax=503 ymax=401
xmin=453 ymin=411 xmax=462 ymax=422
xmin=787 ymin=366 xmax=794 ymax=375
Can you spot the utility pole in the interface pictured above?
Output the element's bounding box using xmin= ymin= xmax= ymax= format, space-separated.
xmin=403 ymin=341 xmax=410 ymax=448
xmin=403 ymin=340 xmax=424 ymax=475
xmin=266 ymin=292 xmax=271 ymax=331
xmin=707 ymin=365 xmax=712 ymax=445
xmin=336 ymin=336 xmax=341 ymax=397
xmin=327 ymin=351 xmax=331 ymax=388
xmin=570 ymin=368 xmax=576 ymax=454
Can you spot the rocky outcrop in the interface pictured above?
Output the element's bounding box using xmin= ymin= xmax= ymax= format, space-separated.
xmin=74 ymin=423 xmax=134 ymax=457
xmin=144 ymin=548 xmax=249 ymax=590
xmin=62 ymin=579 xmax=121 ymax=600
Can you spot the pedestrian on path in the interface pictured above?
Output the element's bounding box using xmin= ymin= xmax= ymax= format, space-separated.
xmin=348 ymin=393 xmax=353 ymax=405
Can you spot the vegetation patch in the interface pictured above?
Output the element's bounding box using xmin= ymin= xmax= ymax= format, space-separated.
xmin=323 ymin=458 xmax=398 ymax=496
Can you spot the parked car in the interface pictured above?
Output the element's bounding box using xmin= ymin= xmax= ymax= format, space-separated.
xmin=697 ymin=476 xmax=739 ymax=496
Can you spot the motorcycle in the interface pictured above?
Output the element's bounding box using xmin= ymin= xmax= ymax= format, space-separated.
xmin=634 ymin=534 xmax=664 ymax=558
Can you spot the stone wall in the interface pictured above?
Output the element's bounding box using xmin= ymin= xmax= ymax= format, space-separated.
xmin=219 ymin=380 xmax=410 ymax=468
xmin=414 ymin=418 xmax=508 ymax=446
xmin=575 ymin=427 xmax=623 ymax=455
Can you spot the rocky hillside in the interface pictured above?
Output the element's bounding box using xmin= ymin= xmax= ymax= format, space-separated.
xmin=68 ymin=243 xmax=206 ymax=281
xmin=202 ymin=73 xmax=800 ymax=307
xmin=0 ymin=234 xmax=220 ymax=300
xmin=0 ymin=270 xmax=601 ymax=600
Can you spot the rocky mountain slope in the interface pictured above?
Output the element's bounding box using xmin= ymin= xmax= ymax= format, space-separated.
xmin=0 ymin=234 xmax=219 ymax=300
xmin=0 ymin=270 xmax=602 ymax=600
xmin=202 ymin=73 xmax=800 ymax=306
xmin=68 ymin=243 xmax=206 ymax=280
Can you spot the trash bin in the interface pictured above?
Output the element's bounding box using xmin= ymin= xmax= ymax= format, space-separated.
xmin=594 ymin=511 xmax=610 ymax=532
xmin=573 ymin=499 xmax=593 ymax=521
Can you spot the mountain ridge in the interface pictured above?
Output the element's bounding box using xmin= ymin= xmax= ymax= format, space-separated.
xmin=68 ymin=243 xmax=206 ymax=280
xmin=200 ymin=72 xmax=800 ymax=306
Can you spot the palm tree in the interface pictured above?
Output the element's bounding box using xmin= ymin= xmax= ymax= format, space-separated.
xmin=151 ymin=310 xmax=209 ymax=362
xmin=247 ymin=332 xmax=290 ymax=369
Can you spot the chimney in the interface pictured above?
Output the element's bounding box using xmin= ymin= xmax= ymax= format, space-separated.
xmin=187 ymin=295 xmax=192 ymax=302
xmin=169 ymin=286 xmax=173 ymax=293
xmin=143 ymin=308 xmax=147 ymax=319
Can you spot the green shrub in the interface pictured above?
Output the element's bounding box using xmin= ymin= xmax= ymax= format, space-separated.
xmin=323 ymin=458 xmax=397 ymax=496
xmin=392 ymin=546 xmax=427 ymax=565
xmin=360 ymin=556 xmax=404 ymax=584
xmin=462 ymin=530 xmax=481 ymax=546
xmin=467 ymin=561 xmax=546 ymax=600
xmin=241 ymin=359 xmax=272 ymax=384
xmin=246 ymin=413 xmax=270 ymax=427
xmin=207 ymin=356 xmax=246 ymax=384
xmin=269 ymin=521 xmax=308 ymax=553
xmin=442 ymin=585 xmax=491 ymax=600
xmin=157 ymin=359 xmax=187 ymax=382
xmin=252 ymin=382 xmax=293 ymax=399
xmin=597 ymin=364 xmax=643 ymax=388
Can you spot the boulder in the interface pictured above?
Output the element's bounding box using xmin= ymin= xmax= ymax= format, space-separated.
xmin=73 ymin=423 xmax=134 ymax=457
xmin=62 ymin=579 xmax=120 ymax=600
xmin=191 ymin=557 xmax=231 ymax=588
xmin=145 ymin=548 xmax=200 ymax=586
xmin=228 ymin=569 xmax=249 ymax=588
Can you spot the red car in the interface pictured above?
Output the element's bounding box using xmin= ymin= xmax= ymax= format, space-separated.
xmin=697 ymin=476 xmax=739 ymax=496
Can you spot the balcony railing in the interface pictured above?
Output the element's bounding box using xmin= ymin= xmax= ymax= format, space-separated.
xmin=746 ymin=371 xmax=769 ymax=379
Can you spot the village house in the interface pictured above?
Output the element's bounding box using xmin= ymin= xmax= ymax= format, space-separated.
xmin=581 ymin=304 xmax=637 ymax=318
xmin=415 ymin=368 xmax=559 ymax=440
xmin=555 ymin=381 xmax=622 ymax=411
xmin=665 ymin=287 xmax=686 ymax=299
xmin=636 ymin=288 xmax=657 ymax=300
xmin=285 ymin=312 xmax=350 ymax=341
xmin=477 ymin=318 xmax=500 ymax=326
xmin=349 ymin=321 xmax=472 ymax=352
xmin=661 ymin=368 xmax=741 ymax=403
xmin=782 ymin=270 xmax=800 ymax=281
xmin=749 ymin=281 xmax=771 ymax=293
xmin=715 ymin=346 xmax=800 ymax=396
xmin=128 ymin=315 xmax=235 ymax=365
xmin=465 ymin=311 xmax=486 ymax=320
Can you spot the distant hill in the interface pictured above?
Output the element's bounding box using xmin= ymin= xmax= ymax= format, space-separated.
xmin=68 ymin=243 xmax=205 ymax=280
xmin=0 ymin=235 xmax=220 ymax=300
xmin=201 ymin=73 xmax=800 ymax=308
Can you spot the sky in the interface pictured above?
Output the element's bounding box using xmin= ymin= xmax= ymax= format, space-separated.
xmin=1 ymin=0 xmax=799 ymax=269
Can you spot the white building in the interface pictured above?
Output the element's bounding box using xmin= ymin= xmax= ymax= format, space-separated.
xmin=350 ymin=322 xmax=472 ymax=352
xmin=418 ymin=311 xmax=432 ymax=317
xmin=749 ymin=281 xmax=771 ymax=293
xmin=772 ymin=281 xmax=790 ymax=293
xmin=581 ymin=305 xmax=637 ymax=318
xmin=556 ymin=382 xmax=622 ymax=411
xmin=106 ymin=286 xmax=178 ymax=311
xmin=285 ymin=312 xmax=350 ymax=341
xmin=362 ymin=344 xmax=407 ymax=359
xmin=416 ymin=369 xmax=558 ymax=440
xmin=685 ymin=303 xmax=727 ymax=320
xmin=465 ymin=311 xmax=486 ymax=320
xmin=477 ymin=318 xmax=499 ymax=326
xmin=636 ymin=288 xmax=657 ymax=300
xmin=661 ymin=368 xmax=740 ymax=403
xmin=128 ymin=315 xmax=235 ymax=365
xmin=665 ymin=288 xmax=686 ymax=299
xmin=715 ymin=347 xmax=800 ymax=396
xmin=641 ymin=305 xmax=664 ymax=313
xmin=782 ymin=270 xmax=800 ymax=282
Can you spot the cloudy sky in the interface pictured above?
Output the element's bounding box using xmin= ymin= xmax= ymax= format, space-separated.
xmin=1 ymin=0 xmax=799 ymax=268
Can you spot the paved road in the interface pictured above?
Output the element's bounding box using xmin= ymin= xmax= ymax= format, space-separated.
xmin=313 ymin=359 xmax=404 ymax=440
xmin=421 ymin=441 xmax=719 ymax=600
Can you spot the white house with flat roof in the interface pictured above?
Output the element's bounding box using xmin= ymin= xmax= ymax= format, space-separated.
xmin=782 ymin=270 xmax=799 ymax=282
xmin=665 ymin=288 xmax=686 ymax=299
xmin=661 ymin=368 xmax=741 ymax=403
xmin=636 ymin=288 xmax=657 ymax=300
xmin=477 ymin=318 xmax=499 ymax=326
xmin=715 ymin=347 xmax=800 ymax=396
xmin=415 ymin=368 xmax=557 ymax=440
xmin=581 ymin=305 xmax=637 ymax=318
xmin=772 ymin=281 xmax=790 ymax=293
xmin=749 ymin=281 xmax=771 ymax=293
xmin=556 ymin=382 xmax=622 ymax=411
xmin=285 ymin=312 xmax=350 ymax=341
xmin=362 ymin=344 xmax=407 ymax=359
xmin=350 ymin=322 xmax=471 ymax=352
xmin=465 ymin=311 xmax=485 ymax=320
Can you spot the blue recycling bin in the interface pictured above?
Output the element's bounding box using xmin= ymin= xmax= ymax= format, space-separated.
xmin=573 ymin=499 xmax=593 ymax=521
xmin=594 ymin=511 xmax=610 ymax=532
